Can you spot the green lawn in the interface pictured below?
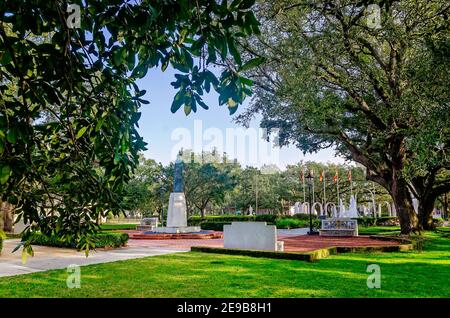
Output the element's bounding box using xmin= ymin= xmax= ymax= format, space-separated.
xmin=0 ymin=231 xmax=448 ymax=298
xmin=358 ymin=226 xmax=401 ymax=235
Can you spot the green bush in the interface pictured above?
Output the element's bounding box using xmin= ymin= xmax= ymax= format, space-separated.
xmin=433 ymin=218 xmax=445 ymax=227
xmin=189 ymin=214 xmax=282 ymax=230
xmin=0 ymin=230 xmax=6 ymax=255
xmin=28 ymin=232 xmax=129 ymax=249
xmin=292 ymin=214 xmax=318 ymax=221
xmin=188 ymin=215 xmax=255 ymax=226
xmin=255 ymin=214 xmax=279 ymax=224
xmin=276 ymin=218 xmax=306 ymax=229
xmin=199 ymin=222 xmax=231 ymax=231
xmin=358 ymin=217 xmax=399 ymax=227
xmin=100 ymin=223 xmax=137 ymax=231
xmin=276 ymin=217 xmax=322 ymax=229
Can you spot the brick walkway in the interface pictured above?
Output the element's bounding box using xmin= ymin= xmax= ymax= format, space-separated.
xmin=280 ymin=235 xmax=401 ymax=252
xmin=127 ymin=234 xmax=401 ymax=253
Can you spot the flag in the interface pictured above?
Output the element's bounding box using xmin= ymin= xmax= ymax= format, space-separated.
xmin=319 ymin=170 xmax=324 ymax=182
xmin=348 ymin=170 xmax=352 ymax=182
xmin=333 ymin=169 xmax=338 ymax=183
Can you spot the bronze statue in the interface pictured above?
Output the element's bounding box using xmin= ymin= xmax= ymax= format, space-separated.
xmin=173 ymin=155 xmax=184 ymax=193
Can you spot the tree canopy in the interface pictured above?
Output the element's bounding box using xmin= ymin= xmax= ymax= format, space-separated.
xmin=0 ymin=0 xmax=261 ymax=252
xmin=236 ymin=0 xmax=449 ymax=233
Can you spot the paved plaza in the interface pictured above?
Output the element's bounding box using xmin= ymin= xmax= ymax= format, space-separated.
xmin=0 ymin=228 xmax=402 ymax=277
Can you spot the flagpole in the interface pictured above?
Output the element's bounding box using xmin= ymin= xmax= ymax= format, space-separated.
xmin=337 ymin=171 xmax=340 ymax=205
xmin=349 ymin=170 xmax=353 ymax=197
xmin=311 ymin=169 xmax=315 ymax=205
xmin=323 ymin=172 xmax=326 ymax=204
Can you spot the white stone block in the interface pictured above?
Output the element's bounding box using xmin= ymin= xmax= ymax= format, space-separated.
xmin=276 ymin=241 xmax=284 ymax=252
xmin=167 ymin=192 xmax=187 ymax=227
xmin=224 ymin=222 xmax=279 ymax=251
xmin=153 ymin=226 xmax=201 ymax=234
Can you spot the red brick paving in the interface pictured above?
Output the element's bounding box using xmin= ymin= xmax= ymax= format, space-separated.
xmin=124 ymin=230 xmax=223 ymax=240
xmin=280 ymin=235 xmax=401 ymax=252
xmin=125 ymin=232 xmax=401 ymax=253
xmin=127 ymin=237 xmax=223 ymax=250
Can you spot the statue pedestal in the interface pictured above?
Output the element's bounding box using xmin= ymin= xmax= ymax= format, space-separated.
xmin=167 ymin=192 xmax=187 ymax=227
xmin=153 ymin=192 xmax=201 ymax=234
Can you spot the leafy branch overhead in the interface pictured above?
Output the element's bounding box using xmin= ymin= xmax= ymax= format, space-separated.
xmin=0 ymin=0 xmax=259 ymax=253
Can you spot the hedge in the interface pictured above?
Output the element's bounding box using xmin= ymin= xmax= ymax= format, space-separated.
xmin=0 ymin=231 xmax=6 ymax=255
xmin=276 ymin=218 xmax=321 ymax=229
xmin=358 ymin=217 xmax=399 ymax=227
xmin=190 ymin=215 xmax=404 ymax=230
xmin=100 ymin=223 xmax=138 ymax=231
xmin=188 ymin=214 xmax=280 ymax=226
xmin=28 ymin=232 xmax=129 ymax=249
xmin=199 ymin=222 xmax=231 ymax=231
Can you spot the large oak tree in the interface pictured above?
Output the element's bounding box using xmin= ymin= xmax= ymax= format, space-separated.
xmin=236 ymin=0 xmax=449 ymax=233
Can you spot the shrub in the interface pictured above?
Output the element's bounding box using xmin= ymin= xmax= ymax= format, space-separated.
xmin=188 ymin=215 xmax=255 ymax=226
xmin=292 ymin=214 xmax=318 ymax=221
xmin=358 ymin=217 xmax=399 ymax=227
xmin=199 ymin=222 xmax=231 ymax=231
xmin=189 ymin=214 xmax=282 ymax=230
xmin=255 ymin=214 xmax=279 ymax=224
xmin=28 ymin=232 xmax=129 ymax=249
xmin=432 ymin=218 xmax=445 ymax=227
xmin=100 ymin=224 xmax=137 ymax=231
xmin=0 ymin=230 xmax=6 ymax=255
xmin=276 ymin=218 xmax=306 ymax=229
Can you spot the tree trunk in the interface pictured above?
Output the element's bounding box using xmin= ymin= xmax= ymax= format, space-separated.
xmin=200 ymin=207 xmax=206 ymax=219
xmin=390 ymin=178 xmax=418 ymax=234
xmin=1 ymin=202 xmax=14 ymax=232
xmin=444 ymin=192 xmax=448 ymax=219
xmin=418 ymin=196 xmax=435 ymax=230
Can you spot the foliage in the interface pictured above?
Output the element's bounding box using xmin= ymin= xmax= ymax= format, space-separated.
xmin=123 ymin=156 xmax=170 ymax=218
xmin=99 ymin=224 xmax=137 ymax=231
xmin=358 ymin=217 xmax=399 ymax=227
xmin=125 ymin=147 xmax=392 ymax=219
xmin=0 ymin=230 xmax=6 ymax=254
xmin=223 ymin=161 xmax=391 ymax=215
xmin=28 ymin=232 xmax=129 ymax=249
xmin=254 ymin=214 xmax=279 ymax=223
xmin=183 ymin=153 xmax=237 ymax=217
xmin=236 ymin=0 xmax=449 ymax=233
xmin=199 ymin=221 xmax=231 ymax=231
xmin=276 ymin=218 xmax=310 ymax=229
xmin=188 ymin=214 xmax=255 ymax=225
xmin=0 ymin=0 xmax=260 ymax=253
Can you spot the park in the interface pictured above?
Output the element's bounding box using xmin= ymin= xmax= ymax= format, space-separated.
xmin=0 ymin=0 xmax=449 ymax=300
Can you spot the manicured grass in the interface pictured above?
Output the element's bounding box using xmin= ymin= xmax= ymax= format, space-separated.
xmin=99 ymin=223 xmax=137 ymax=231
xmin=0 ymin=231 xmax=448 ymax=298
xmin=358 ymin=226 xmax=401 ymax=235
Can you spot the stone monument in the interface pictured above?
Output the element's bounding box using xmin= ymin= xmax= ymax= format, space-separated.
xmin=224 ymin=222 xmax=284 ymax=252
xmin=153 ymin=155 xmax=200 ymax=234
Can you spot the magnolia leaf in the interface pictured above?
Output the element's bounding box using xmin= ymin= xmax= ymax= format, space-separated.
xmin=76 ymin=127 xmax=89 ymax=139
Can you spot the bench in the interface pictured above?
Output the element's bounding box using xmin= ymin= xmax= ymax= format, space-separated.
xmin=136 ymin=217 xmax=159 ymax=231
xmin=319 ymin=218 xmax=358 ymax=237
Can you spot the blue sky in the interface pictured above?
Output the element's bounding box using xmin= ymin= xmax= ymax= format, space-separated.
xmin=135 ymin=67 xmax=346 ymax=169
